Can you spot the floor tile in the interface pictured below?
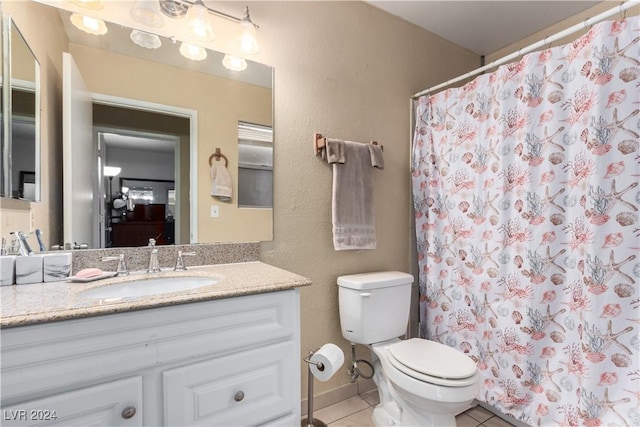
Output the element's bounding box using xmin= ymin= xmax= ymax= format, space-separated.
xmin=313 ymin=396 xmax=370 ymax=425
xmin=360 ymin=389 xmax=380 ymax=407
xmin=465 ymin=405 xmax=494 ymax=423
xmin=328 ymin=408 xmax=375 ymax=427
xmin=483 ymin=415 xmax=517 ymax=427
xmin=456 ymin=413 xmax=481 ymax=427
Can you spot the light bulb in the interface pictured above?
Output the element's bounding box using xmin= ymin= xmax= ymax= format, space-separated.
xmin=70 ymin=13 xmax=108 ymax=35
xmin=130 ymin=0 xmax=165 ymax=28
xmin=222 ymin=54 xmax=247 ymax=72
xmin=185 ymin=2 xmax=215 ymax=43
xmin=179 ymin=42 xmax=207 ymax=61
xmin=238 ymin=21 xmax=258 ymax=55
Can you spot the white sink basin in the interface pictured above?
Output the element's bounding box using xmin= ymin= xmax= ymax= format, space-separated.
xmin=79 ymin=276 xmax=219 ymax=299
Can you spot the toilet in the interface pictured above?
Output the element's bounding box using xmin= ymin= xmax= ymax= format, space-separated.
xmin=338 ymin=271 xmax=479 ymax=427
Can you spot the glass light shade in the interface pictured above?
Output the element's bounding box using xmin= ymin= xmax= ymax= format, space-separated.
xmin=222 ymin=54 xmax=247 ymax=72
xmin=70 ymin=13 xmax=108 ymax=35
xmin=185 ymin=2 xmax=215 ymax=43
xmin=70 ymin=0 xmax=104 ymax=10
xmin=130 ymin=30 xmax=162 ymax=49
xmin=237 ymin=19 xmax=258 ymax=55
xmin=103 ymin=166 xmax=122 ymax=177
xmin=179 ymin=42 xmax=207 ymax=61
xmin=130 ymin=0 xmax=165 ymax=28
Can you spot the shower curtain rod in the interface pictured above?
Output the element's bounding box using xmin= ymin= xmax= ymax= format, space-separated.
xmin=411 ymin=0 xmax=639 ymax=99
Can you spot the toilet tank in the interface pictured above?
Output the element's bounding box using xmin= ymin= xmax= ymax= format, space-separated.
xmin=338 ymin=271 xmax=413 ymax=345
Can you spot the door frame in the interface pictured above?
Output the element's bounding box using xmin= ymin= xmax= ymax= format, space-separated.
xmin=91 ymin=93 xmax=198 ymax=244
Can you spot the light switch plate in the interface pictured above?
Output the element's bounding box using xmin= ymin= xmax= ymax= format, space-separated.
xmin=210 ymin=205 xmax=219 ymax=218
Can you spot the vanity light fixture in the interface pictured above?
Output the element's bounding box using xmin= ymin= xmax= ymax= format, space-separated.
xmin=130 ymin=0 xmax=165 ymax=28
xmin=139 ymin=1 xmax=260 ymax=53
xmin=184 ymin=0 xmax=215 ymax=43
xmin=130 ymin=30 xmax=162 ymax=49
xmin=179 ymin=42 xmax=207 ymax=61
xmin=222 ymin=54 xmax=247 ymax=72
xmin=70 ymin=13 xmax=108 ymax=35
xmin=69 ymin=0 xmax=104 ymax=10
xmin=237 ymin=7 xmax=258 ymax=55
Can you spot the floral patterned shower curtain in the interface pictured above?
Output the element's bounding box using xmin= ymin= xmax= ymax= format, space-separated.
xmin=411 ymin=18 xmax=639 ymax=426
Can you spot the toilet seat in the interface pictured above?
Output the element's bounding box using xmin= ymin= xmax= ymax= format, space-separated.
xmin=387 ymin=338 xmax=477 ymax=387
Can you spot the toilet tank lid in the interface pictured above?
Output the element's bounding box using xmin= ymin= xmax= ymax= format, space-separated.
xmin=337 ymin=271 xmax=413 ymax=290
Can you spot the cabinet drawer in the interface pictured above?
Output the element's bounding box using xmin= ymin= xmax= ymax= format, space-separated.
xmin=164 ymin=341 xmax=296 ymax=426
xmin=1 ymin=376 xmax=142 ymax=427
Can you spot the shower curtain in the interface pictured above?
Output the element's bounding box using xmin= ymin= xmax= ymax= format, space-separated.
xmin=412 ymin=18 xmax=639 ymax=426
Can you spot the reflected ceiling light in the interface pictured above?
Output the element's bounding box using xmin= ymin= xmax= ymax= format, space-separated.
xmin=103 ymin=166 xmax=122 ymax=177
xmin=69 ymin=0 xmax=103 ymax=10
xmin=130 ymin=30 xmax=162 ymax=49
xmin=130 ymin=0 xmax=165 ymax=28
xmin=184 ymin=0 xmax=215 ymax=42
xmin=70 ymin=13 xmax=108 ymax=35
xmin=237 ymin=7 xmax=258 ymax=55
xmin=179 ymin=42 xmax=207 ymax=61
xmin=222 ymin=54 xmax=247 ymax=72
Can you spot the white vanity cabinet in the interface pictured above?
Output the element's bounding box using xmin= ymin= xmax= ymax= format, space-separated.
xmin=1 ymin=289 xmax=301 ymax=427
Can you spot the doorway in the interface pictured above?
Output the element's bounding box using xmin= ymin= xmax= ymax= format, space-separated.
xmin=93 ymin=102 xmax=192 ymax=248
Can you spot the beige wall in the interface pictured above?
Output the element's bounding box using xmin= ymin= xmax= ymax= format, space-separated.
xmin=250 ymin=1 xmax=479 ymax=401
xmin=0 ymin=1 xmax=66 ymax=248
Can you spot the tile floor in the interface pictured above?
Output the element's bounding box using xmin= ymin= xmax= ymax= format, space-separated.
xmin=309 ymin=390 xmax=516 ymax=427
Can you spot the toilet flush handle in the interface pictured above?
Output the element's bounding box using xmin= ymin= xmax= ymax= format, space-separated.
xmin=359 ymin=292 xmax=372 ymax=298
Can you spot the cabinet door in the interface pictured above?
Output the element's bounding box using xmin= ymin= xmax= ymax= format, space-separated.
xmin=1 ymin=377 xmax=142 ymax=427
xmin=164 ymin=341 xmax=295 ymax=426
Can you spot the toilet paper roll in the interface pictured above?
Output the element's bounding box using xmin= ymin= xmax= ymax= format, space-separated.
xmin=309 ymin=343 xmax=345 ymax=382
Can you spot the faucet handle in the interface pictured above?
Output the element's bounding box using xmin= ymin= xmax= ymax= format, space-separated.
xmin=102 ymin=254 xmax=129 ymax=276
xmin=174 ymin=250 xmax=196 ymax=271
xmin=148 ymin=238 xmax=156 ymax=247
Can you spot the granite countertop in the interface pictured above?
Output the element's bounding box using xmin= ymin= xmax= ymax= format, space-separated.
xmin=1 ymin=262 xmax=311 ymax=328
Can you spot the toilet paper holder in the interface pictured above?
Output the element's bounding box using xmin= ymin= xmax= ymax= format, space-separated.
xmin=303 ymin=351 xmax=325 ymax=372
xmin=302 ymin=349 xmax=328 ymax=427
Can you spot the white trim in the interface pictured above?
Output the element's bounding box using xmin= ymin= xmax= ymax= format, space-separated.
xmin=91 ymin=93 xmax=198 ymax=243
xmin=412 ymin=0 xmax=639 ymax=98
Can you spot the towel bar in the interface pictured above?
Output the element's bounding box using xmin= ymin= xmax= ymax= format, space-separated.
xmin=314 ymin=133 xmax=382 ymax=156
xmin=208 ymin=148 xmax=229 ymax=167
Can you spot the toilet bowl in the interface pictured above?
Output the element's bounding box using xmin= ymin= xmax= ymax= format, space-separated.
xmin=370 ymin=338 xmax=479 ymax=426
xmin=337 ymin=271 xmax=479 ymax=427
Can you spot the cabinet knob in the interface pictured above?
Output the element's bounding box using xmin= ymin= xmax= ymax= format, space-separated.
xmin=121 ymin=406 xmax=137 ymax=419
xmin=233 ymin=391 xmax=245 ymax=402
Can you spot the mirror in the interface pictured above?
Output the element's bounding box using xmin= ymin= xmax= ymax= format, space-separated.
xmin=1 ymin=15 xmax=40 ymax=201
xmin=13 ymin=1 xmax=273 ymax=248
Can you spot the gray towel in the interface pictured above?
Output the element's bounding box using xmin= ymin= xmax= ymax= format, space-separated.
xmin=322 ymin=139 xmax=345 ymax=164
xmin=332 ymin=141 xmax=377 ymax=250
xmin=368 ymin=144 xmax=384 ymax=169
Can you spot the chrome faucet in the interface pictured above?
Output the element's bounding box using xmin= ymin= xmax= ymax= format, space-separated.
xmin=102 ymin=254 xmax=129 ymax=276
xmin=12 ymin=231 xmax=34 ymax=256
xmin=174 ymin=250 xmax=196 ymax=271
xmin=147 ymin=238 xmax=161 ymax=273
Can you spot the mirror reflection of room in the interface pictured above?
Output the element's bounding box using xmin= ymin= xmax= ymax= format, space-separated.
xmin=0 ymin=0 xmax=274 ymax=250
xmin=9 ymin=19 xmax=39 ymax=202
xmin=95 ymin=104 xmax=189 ymax=248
